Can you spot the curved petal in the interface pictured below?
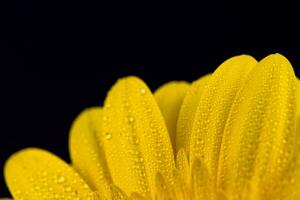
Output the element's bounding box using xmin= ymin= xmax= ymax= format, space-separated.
xmin=4 ymin=148 xmax=94 ymax=200
xmin=218 ymin=54 xmax=297 ymax=198
xmin=176 ymin=148 xmax=190 ymax=187
xmin=189 ymin=55 xmax=257 ymax=182
xmin=154 ymin=81 xmax=189 ymax=151
xmin=154 ymin=172 xmax=174 ymax=199
xmin=102 ymin=76 xmax=175 ymax=196
xmin=172 ymin=170 xmax=189 ymax=199
xmin=269 ymin=78 xmax=300 ymax=200
xmin=176 ymin=74 xmax=211 ymax=154
xmin=111 ymin=185 xmax=129 ymax=200
xmin=297 ymin=79 xmax=300 ymax=147
xmin=289 ymin=155 xmax=300 ymax=200
xmin=129 ymin=192 xmax=148 ymax=200
xmin=69 ymin=107 xmax=112 ymax=199
xmin=296 ymin=78 xmax=300 ymax=118
xmin=191 ymin=159 xmax=213 ymax=200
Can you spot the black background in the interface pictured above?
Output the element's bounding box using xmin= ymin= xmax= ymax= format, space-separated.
xmin=1 ymin=0 xmax=299 ymax=197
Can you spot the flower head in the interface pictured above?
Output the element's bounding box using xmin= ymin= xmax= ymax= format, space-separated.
xmin=2 ymin=54 xmax=300 ymax=200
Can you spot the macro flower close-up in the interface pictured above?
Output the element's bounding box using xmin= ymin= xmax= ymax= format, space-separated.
xmin=2 ymin=53 xmax=300 ymax=200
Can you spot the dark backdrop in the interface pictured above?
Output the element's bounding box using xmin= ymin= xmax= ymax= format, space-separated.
xmin=1 ymin=0 xmax=299 ymax=197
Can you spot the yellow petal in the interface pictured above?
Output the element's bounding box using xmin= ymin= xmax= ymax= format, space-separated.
xmin=102 ymin=76 xmax=175 ymax=196
xmin=69 ymin=107 xmax=112 ymax=198
xmin=172 ymin=169 xmax=190 ymax=199
xmin=129 ymin=192 xmax=148 ymax=200
xmin=296 ymin=79 xmax=300 ymax=116
xmin=154 ymin=173 xmax=171 ymax=199
xmin=297 ymin=79 xmax=300 ymax=149
xmin=289 ymin=155 xmax=300 ymax=200
xmin=176 ymin=148 xmax=190 ymax=187
xmin=154 ymin=81 xmax=189 ymax=151
xmin=218 ymin=54 xmax=297 ymax=198
xmin=189 ymin=55 xmax=257 ymax=182
xmin=191 ymin=159 xmax=213 ymax=200
xmin=266 ymin=153 xmax=300 ymax=200
xmin=0 ymin=198 xmax=13 ymax=200
xmin=4 ymin=148 xmax=94 ymax=200
xmin=296 ymin=79 xmax=300 ymax=145
xmin=176 ymin=74 xmax=211 ymax=154
xmin=111 ymin=185 xmax=129 ymax=200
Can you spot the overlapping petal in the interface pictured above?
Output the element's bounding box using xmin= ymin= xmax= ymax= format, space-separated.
xmin=296 ymin=78 xmax=300 ymax=117
xmin=154 ymin=81 xmax=189 ymax=151
xmin=176 ymin=149 xmax=190 ymax=187
xmin=176 ymin=74 xmax=211 ymax=154
xmin=192 ymin=159 xmax=213 ymax=200
xmin=189 ymin=55 xmax=257 ymax=185
xmin=69 ymin=107 xmax=112 ymax=199
xmin=218 ymin=54 xmax=298 ymax=199
xmin=2 ymin=54 xmax=300 ymax=200
xmin=4 ymin=148 xmax=94 ymax=200
xmin=101 ymin=76 xmax=175 ymax=196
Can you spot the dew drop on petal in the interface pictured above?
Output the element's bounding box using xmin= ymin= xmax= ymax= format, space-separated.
xmin=128 ymin=116 xmax=135 ymax=123
xmin=57 ymin=176 xmax=65 ymax=183
xmin=140 ymin=88 xmax=146 ymax=95
xmin=105 ymin=132 xmax=112 ymax=140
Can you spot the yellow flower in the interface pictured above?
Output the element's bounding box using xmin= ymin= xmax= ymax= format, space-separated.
xmin=2 ymin=54 xmax=300 ymax=200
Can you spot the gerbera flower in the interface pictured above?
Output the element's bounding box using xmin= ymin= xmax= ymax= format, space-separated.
xmin=1 ymin=54 xmax=300 ymax=200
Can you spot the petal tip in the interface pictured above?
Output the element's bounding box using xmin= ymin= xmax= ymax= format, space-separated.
xmin=260 ymin=53 xmax=294 ymax=72
xmin=4 ymin=147 xmax=44 ymax=186
xmin=263 ymin=53 xmax=290 ymax=62
xmin=218 ymin=54 xmax=257 ymax=71
xmin=5 ymin=147 xmax=39 ymax=164
xmin=231 ymin=54 xmax=256 ymax=61
xmin=4 ymin=147 xmax=43 ymax=167
xmin=117 ymin=75 xmax=143 ymax=83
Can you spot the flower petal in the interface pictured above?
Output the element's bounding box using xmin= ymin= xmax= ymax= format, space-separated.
xmin=189 ymin=55 xmax=257 ymax=181
xmin=288 ymin=155 xmax=300 ymax=200
xmin=218 ymin=54 xmax=297 ymax=198
xmin=176 ymin=148 xmax=190 ymax=187
xmin=102 ymin=76 xmax=175 ymax=195
xmin=129 ymin=192 xmax=148 ymax=200
xmin=191 ymin=159 xmax=213 ymax=200
xmin=296 ymin=78 xmax=300 ymax=116
xmin=154 ymin=173 xmax=173 ymax=200
xmin=111 ymin=185 xmax=129 ymax=200
xmin=4 ymin=148 xmax=94 ymax=200
xmin=172 ymin=170 xmax=190 ymax=199
xmin=154 ymin=81 xmax=189 ymax=151
xmin=69 ymin=107 xmax=112 ymax=199
xmin=176 ymin=74 xmax=211 ymax=154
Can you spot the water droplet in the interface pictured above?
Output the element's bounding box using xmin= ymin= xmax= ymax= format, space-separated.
xmin=133 ymin=138 xmax=139 ymax=144
xmin=140 ymin=88 xmax=146 ymax=95
xmin=290 ymin=178 xmax=295 ymax=183
xmin=57 ymin=176 xmax=65 ymax=183
xmin=105 ymin=132 xmax=112 ymax=140
xmin=128 ymin=116 xmax=134 ymax=123
xmin=65 ymin=186 xmax=72 ymax=192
